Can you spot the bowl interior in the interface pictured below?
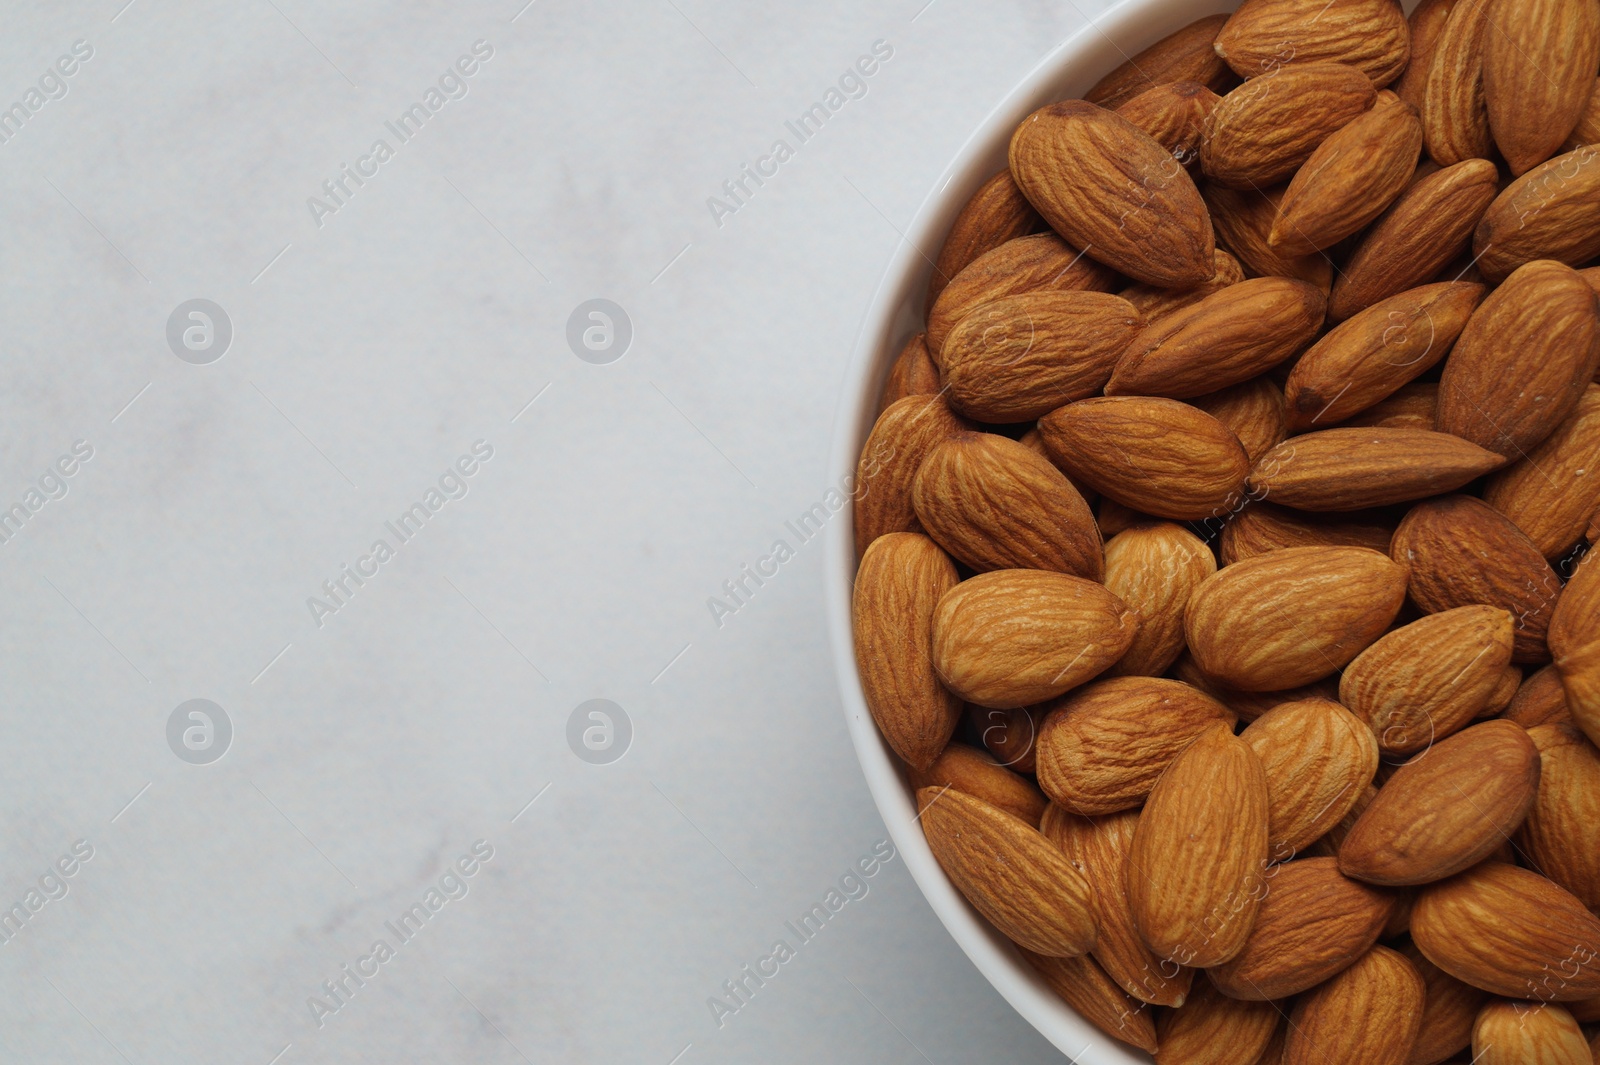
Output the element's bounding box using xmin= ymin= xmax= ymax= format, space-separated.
xmin=825 ymin=1 xmax=1235 ymax=1060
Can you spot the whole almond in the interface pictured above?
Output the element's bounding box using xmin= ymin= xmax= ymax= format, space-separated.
xmin=1270 ymin=100 xmax=1424 ymax=255
xmin=1009 ymin=100 xmax=1216 ymax=287
xmin=910 ymin=742 xmax=1048 ymax=826
xmin=1550 ymin=550 xmax=1600 ymax=749
xmin=1208 ymin=856 xmax=1395 ymax=1000
xmin=1021 ymin=949 xmax=1158 ymax=1053
xmin=1128 ymin=723 xmax=1270 ymax=968
xmin=1338 ymin=381 xmax=1438 ymax=430
xmin=912 ymin=432 xmax=1103 ymax=578
xmin=1473 ymin=145 xmax=1600 ymax=281
xmin=1472 ymin=1000 xmax=1592 ymax=1065
xmin=1205 ymin=183 xmax=1334 ymax=292
xmin=1391 ymin=495 xmax=1563 ymax=664
xmin=1483 ymin=384 xmax=1600 ymax=559
xmin=1482 ymin=0 xmax=1600 ymax=176
xmin=967 ymin=703 xmax=1041 ymax=774
xmin=926 ymin=169 xmax=1041 ymax=309
xmin=919 ymin=787 xmax=1098 ymax=956
xmin=1422 ymin=0 xmax=1495 ymax=165
xmin=1102 ymin=523 xmax=1218 ymax=677
xmin=1395 ymin=0 xmax=1458 ymax=109
xmin=1340 ymin=606 xmax=1517 ymax=757
xmin=930 ymin=569 xmax=1136 ymax=708
xmin=1154 ymin=978 xmax=1280 ymax=1065
xmin=853 ymin=394 xmax=968 ymax=558
xmin=1437 ymin=260 xmax=1600 ymax=459
xmin=1201 ymin=61 xmax=1377 ymax=188
xmin=853 ymin=533 xmax=962 ymax=770
xmin=1185 ymin=545 xmax=1408 ymax=691
xmin=1191 ymin=376 xmax=1288 ymax=466
xmin=1286 ymin=282 xmax=1484 ymax=430
xmin=1175 ymin=652 xmax=1344 ymax=724
xmin=1108 ymin=277 xmax=1325 ymax=399
xmin=1249 ymin=427 xmax=1503 ymax=510
xmin=1517 ymin=723 xmax=1600 ymax=908
xmin=1214 ymin=0 xmax=1411 ymax=86
xmin=1219 ymin=502 xmax=1393 ymax=565
xmin=1329 ymin=160 xmax=1499 ymax=321
xmin=1400 ymin=939 xmax=1490 ymax=1065
xmin=877 ymin=332 xmax=940 ymax=415
xmin=1117 ymin=80 xmax=1220 ymax=168
xmin=1120 ymin=249 xmax=1246 ymax=326
xmin=1284 ymin=945 xmax=1425 ymax=1065
xmin=1339 ymin=721 xmax=1538 ymax=887
xmin=1241 ymin=698 xmax=1379 ymax=859
xmin=1482 ymin=664 xmax=1522 ymax=718
xmin=1504 ymin=664 xmax=1574 ymax=729
xmin=1043 ymin=806 xmax=1195 ymax=1007
xmin=940 ymin=291 xmax=1141 ymax=421
xmin=1038 ymin=396 xmax=1251 ymax=521
xmin=1036 ymin=676 xmax=1237 ymax=816
xmin=1086 ymin=13 xmax=1235 ymax=110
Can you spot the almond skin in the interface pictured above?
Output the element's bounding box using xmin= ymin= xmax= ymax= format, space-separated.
xmin=1391 ymin=495 xmax=1563 ymax=664
xmin=912 ymin=432 xmax=1103 ymax=579
xmin=1400 ymin=939 xmax=1490 ymax=1065
xmin=1117 ymin=80 xmax=1220 ymax=169
xmin=1219 ymin=503 xmax=1393 ymax=566
xmin=919 ymin=787 xmax=1098 ymax=957
xmin=1154 ymin=978 xmax=1280 ymax=1065
xmin=1284 ymin=945 xmax=1425 ymax=1065
xmin=1036 ymin=676 xmax=1237 ymax=816
xmin=1517 ymin=723 xmax=1600 ymax=909
xmin=1191 ymin=376 xmax=1288 ymax=467
xmin=1043 ymin=806 xmax=1195 ymax=1008
xmin=1337 ymin=381 xmax=1437 ymax=430
xmin=1207 ymin=857 xmax=1396 ymax=1000
xmin=1102 ymin=523 xmax=1218 ymax=677
xmin=1395 ymin=0 xmax=1458 ymax=110
xmin=1108 ymin=277 xmax=1325 ymax=399
xmin=1483 ymin=384 xmax=1600 ymax=559
xmin=877 ymin=332 xmax=940 ymax=415
xmin=1200 ymin=61 xmax=1377 ymax=188
xmin=1286 ymin=282 xmax=1484 ymax=430
xmin=1086 ymin=13 xmax=1235 ymax=110
xmin=1214 ymin=0 xmax=1411 ymax=86
xmin=853 ymin=533 xmax=962 ymax=770
xmin=1550 ymin=550 xmax=1600 ymax=749
xmin=1473 ymin=145 xmax=1600 ymax=281
xmin=1472 ymin=1000 xmax=1593 ymax=1065
xmin=1482 ymin=0 xmax=1600 ymax=176
xmin=1038 ymin=397 xmax=1251 ymax=522
xmin=925 ymin=169 xmax=1040 ymax=309
xmin=967 ymin=703 xmax=1041 ymax=774
xmin=1437 ymin=260 xmax=1600 ymax=459
xmin=1009 ymin=100 xmax=1216 ymax=287
xmin=1175 ymin=652 xmax=1343 ymax=725
xmin=1205 ymin=183 xmax=1334 ymax=293
xmin=1338 ymin=720 xmax=1540 ymax=886
xmin=909 ymin=743 xmax=1047 ymax=826
xmin=1340 ymin=606 xmax=1517 ymax=757
xmin=1241 ymin=698 xmax=1379 ymax=860
xmin=930 ymin=569 xmax=1137 ymax=708
xmin=1120 ymin=249 xmax=1246 ymax=326
xmin=1185 ymin=545 xmax=1408 ymax=691
xmin=1329 ymin=160 xmax=1499 ymax=321
xmin=1270 ymin=99 xmax=1424 ymax=256
xmin=853 ymin=394 xmax=968 ymax=558
xmin=1422 ymin=0 xmax=1495 ymax=166
xmin=1248 ymin=428 xmax=1504 ymax=510
xmin=1128 ymin=723 xmax=1270 ymax=968
xmin=1020 ymin=949 xmax=1158 ymax=1053
xmin=1503 ymin=665 xmax=1574 ymax=730
xmin=1412 ymin=862 xmax=1600 ymax=1000
xmin=939 ymin=290 xmax=1141 ymax=422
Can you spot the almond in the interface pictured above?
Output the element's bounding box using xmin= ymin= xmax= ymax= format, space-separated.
xmin=926 ymin=169 xmax=1041 ymax=309
xmin=1472 ymin=145 xmax=1600 ymax=281
xmin=1471 ymin=1000 xmax=1593 ymax=1065
xmin=939 ymin=291 xmax=1141 ymax=421
xmin=1395 ymin=0 xmax=1459 ymax=110
xmin=1020 ymin=949 xmax=1158 ymax=1053
xmin=1009 ymin=100 xmax=1216 ymax=287
xmin=1098 ymin=497 xmax=1154 ymax=538
xmin=1517 ymin=723 xmax=1600 ymax=909
xmin=1250 ymin=427 xmax=1503 ymax=510
xmin=1219 ymin=502 xmax=1393 ymax=565
xmin=1340 ymin=606 xmax=1517 ymax=757
xmin=1308 ymin=782 xmax=1377 ymax=859
xmin=1270 ymin=99 xmax=1424 ymax=255
xmin=1422 ymin=0 xmax=1495 ymax=165
xmin=1481 ymin=0 xmax=1600 ymax=176
xmin=853 ymin=394 xmax=968 ymax=558
xmin=1483 ymin=384 xmax=1600 ymax=559
xmin=1481 ymin=664 xmax=1522 ymax=719
xmin=1128 ymin=723 xmax=1270 ymax=968
xmin=1391 ymin=495 xmax=1563 ymax=664
xmin=1117 ymin=80 xmax=1220 ymax=169
xmin=1154 ymin=978 xmax=1280 ymax=1065
xmin=1185 ymin=545 xmax=1408 ymax=691
xmin=1205 ymin=183 xmax=1334 ymax=293
xmin=1038 ymin=396 xmax=1251 ymax=521
xmin=1214 ymin=0 xmax=1411 ymax=86
xmin=1337 ymin=381 xmax=1438 ymax=430
xmin=967 ymin=703 xmax=1041 ymax=774
xmin=1200 ymin=61 xmax=1377 ymax=188
xmin=1329 ymin=160 xmax=1499 ymax=321
xmin=1284 ymin=945 xmax=1425 ymax=1065
xmin=1036 ymin=676 xmax=1237 ymax=816
xmin=930 ymin=569 xmax=1137 ymax=708
xmin=1437 ymin=260 xmax=1600 ymax=459
xmin=1241 ymin=698 xmax=1379 ymax=859
xmin=1339 ymin=720 xmax=1539 ymax=886
xmin=1086 ymin=13 xmax=1235 ymax=110
xmin=1120 ymin=249 xmax=1246 ymax=325
xmin=877 ymin=332 xmax=940 ymax=414
xmin=1042 ymin=806 xmax=1195 ymax=1007
xmin=910 ymin=742 xmax=1048 ymax=826
xmin=919 ymin=787 xmax=1098 ymax=956
xmin=1191 ymin=376 xmax=1288 ymax=467
xmin=926 ymin=232 xmax=1117 ymax=357
xmin=1503 ymin=665 xmax=1574 ymax=729
xmin=1108 ymin=277 xmax=1325 ymax=399
xmin=1400 ymin=939 xmax=1490 ymax=1065
xmin=1286 ymin=282 xmax=1484 ymax=430
xmin=1565 ymin=77 xmax=1600 ymax=151
xmin=853 ymin=534 xmax=962 ymax=770
xmin=1208 ymin=856 xmax=1396 ymax=1000
xmin=1102 ymin=523 xmax=1218 ymax=677
xmin=1175 ymin=652 xmax=1344 ymax=724
xmin=1550 ymin=550 xmax=1600 ymax=748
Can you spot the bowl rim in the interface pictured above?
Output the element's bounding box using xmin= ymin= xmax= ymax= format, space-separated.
xmin=823 ymin=1 xmax=1235 ymax=1059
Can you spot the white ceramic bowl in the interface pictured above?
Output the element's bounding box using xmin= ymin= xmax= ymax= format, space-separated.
xmin=825 ymin=2 xmax=1235 ymax=1059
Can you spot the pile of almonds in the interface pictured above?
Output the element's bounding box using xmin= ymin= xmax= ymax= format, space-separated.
xmin=851 ymin=0 xmax=1600 ymax=1061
